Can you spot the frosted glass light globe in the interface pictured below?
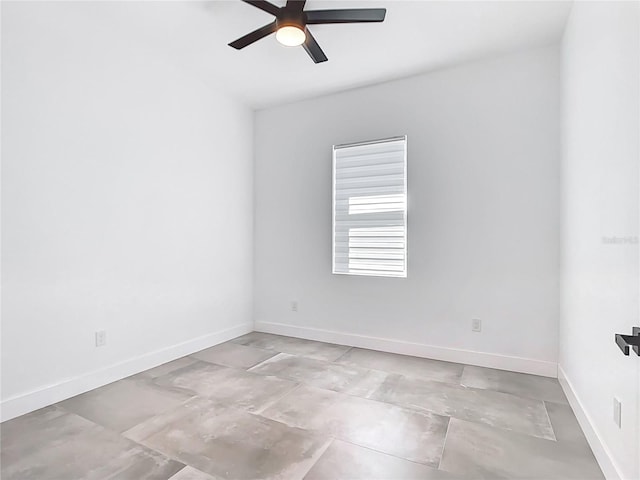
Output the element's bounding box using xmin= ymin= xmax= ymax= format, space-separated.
xmin=276 ymin=26 xmax=306 ymax=47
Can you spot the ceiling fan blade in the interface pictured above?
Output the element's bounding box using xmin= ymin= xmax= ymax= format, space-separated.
xmin=302 ymin=28 xmax=328 ymax=64
xmin=305 ymin=8 xmax=386 ymax=24
xmin=286 ymin=0 xmax=306 ymax=11
xmin=229 ymin=22 xmax=277 ymax=49
xmin=242 ymin=0 xmax=280 ymax=17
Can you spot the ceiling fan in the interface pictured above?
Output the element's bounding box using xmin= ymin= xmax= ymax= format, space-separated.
xmin=228 ymin=0 xmax=386 ymax=63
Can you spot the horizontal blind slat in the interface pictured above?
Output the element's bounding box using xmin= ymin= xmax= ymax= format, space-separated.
xmin=336 ymin=164 xmax=404 ymax=178
xmin=335 ymin=186 xmax=405 ymax=198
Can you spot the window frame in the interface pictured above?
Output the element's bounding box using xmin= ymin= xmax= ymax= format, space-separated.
xmin=331 ymin=135 xmax=408 ymax=278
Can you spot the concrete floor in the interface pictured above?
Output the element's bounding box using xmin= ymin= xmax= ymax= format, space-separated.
xmin=1 ymin=332 xmax=604 ymax=479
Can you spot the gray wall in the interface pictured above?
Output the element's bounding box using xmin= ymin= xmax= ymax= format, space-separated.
xmin=254 ymin=46 xmax=561 ymax=374
xmin=1 ymin=2 xmax=254 ymax=419
xmin=560 ymin=2 xmax=639 ymax=478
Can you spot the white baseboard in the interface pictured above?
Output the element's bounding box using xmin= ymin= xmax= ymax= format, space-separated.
xmin=255 ymin=321 xmax=558 ymax=378
xmin=558 ymin=365 xmax=623 ymax=480
xmin=0 ymin=323 xmax=253 ymax=423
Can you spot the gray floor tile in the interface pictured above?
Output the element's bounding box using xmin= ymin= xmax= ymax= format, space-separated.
xmin=260 ymin=384 xmax=449 ymax=467
xmin=304 ymin=439 xmax=459 ymax=480
xmin=545 ymin=401 xmax=592 ymax=447
xmin=152 ymin=360 xmax=298 ymax=413
xmin=439 ymin=418 xmax=604 ymax=479
xmin=461 ymin=366 xmax=568 ymax=404
xmin=126 ymin=397 xmax=331 ymax=480
xmin=1 ymin=406 xmax=184 ymax=480
xmin=59 ymin=377 xmax=193 ymax=433
xmin=336 ymin=348 xmax=463 ymax=384
xmin=1 ymin=405 xmax=70 ymax=468
xmin=1 ymin=334 xmax=600 ymax=480
xmin=191 ymin=341 xmax=278 ymax=369
xmin=370 ymin=374 xmax=555 ymax=440
xmin=249 ymin=352 xmax=390 ymax=396
xmin=232 ymin=332 xmax=351 ymax=361
xmin=133 ymin=357 xmax=199 ymax=379
xmin=169 ymin=466 xmax=220 ymax=479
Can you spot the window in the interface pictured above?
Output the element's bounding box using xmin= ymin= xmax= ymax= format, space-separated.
xmin=332 ymin=136 xmax=407 ymax=277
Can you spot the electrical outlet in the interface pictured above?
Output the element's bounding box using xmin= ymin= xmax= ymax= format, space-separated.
xmin=613 ymin=397 xmax=622 ymax=428
xmin=95 ymin=330 xmax=107 ymax=347
xmin=472 ymin=319 xmax=482 ymax=332
xmin=291 ymin=301 xmax=298 ymax=312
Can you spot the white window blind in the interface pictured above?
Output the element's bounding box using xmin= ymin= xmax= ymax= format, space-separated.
xmin=332 ymin=136 xmax=407 ymax=278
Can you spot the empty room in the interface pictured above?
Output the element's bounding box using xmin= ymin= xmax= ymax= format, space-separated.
xmin=1 ymin=0 xmax=639 ymax=479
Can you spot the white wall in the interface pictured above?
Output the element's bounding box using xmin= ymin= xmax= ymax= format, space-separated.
xmin=254 ymin=46 xmax=561 ymax=376
xmin=559 ymin=2 xmax=639 ymax=479
xmin=1 ymin=2 xmax=253 ymax=420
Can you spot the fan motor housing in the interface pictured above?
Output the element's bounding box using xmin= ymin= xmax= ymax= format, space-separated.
xmin=276 ymin=10 xmax=307 ymax=30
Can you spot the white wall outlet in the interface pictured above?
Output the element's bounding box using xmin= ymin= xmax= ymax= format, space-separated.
xmin=613 ymin=397 xmax=622 ymax=428
xmin=95 ymin=330 xmax=107 ymax=347
xmin=471 ymin=319 xmax=482 ymax=332
xmin=291 ymin=301 xmax=298 ymax=312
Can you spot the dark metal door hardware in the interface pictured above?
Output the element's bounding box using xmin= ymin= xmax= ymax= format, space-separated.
xmin=615 ymin=327 xmax=640 ymax=356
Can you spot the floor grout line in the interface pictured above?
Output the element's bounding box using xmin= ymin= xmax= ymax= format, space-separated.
xmin=542 ymin=400 xmax=558 ymax=442
xmin=245 ymin=351 xmax=286 ymax=371
xmin=295 ymin=437 xmax=336 ymax=480
xmin=436 ymin=416 xmax=452 ymax=470
xmin=332 ymin=345 xmax=354 ymax=363
xmin=335 ymin=436 xmax=445 ymax=469
xmin=250 ymin=382 xmax=303 ymax=416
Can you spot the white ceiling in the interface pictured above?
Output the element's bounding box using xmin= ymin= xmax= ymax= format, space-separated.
xmin=83 ymin=0 xmax=572 ymax=109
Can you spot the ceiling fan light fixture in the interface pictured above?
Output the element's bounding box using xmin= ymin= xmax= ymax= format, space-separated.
xmin=228 ymin=1 xmax=386 ymax=63
xmin=276 ymin=25 xmax=306 ymax=47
